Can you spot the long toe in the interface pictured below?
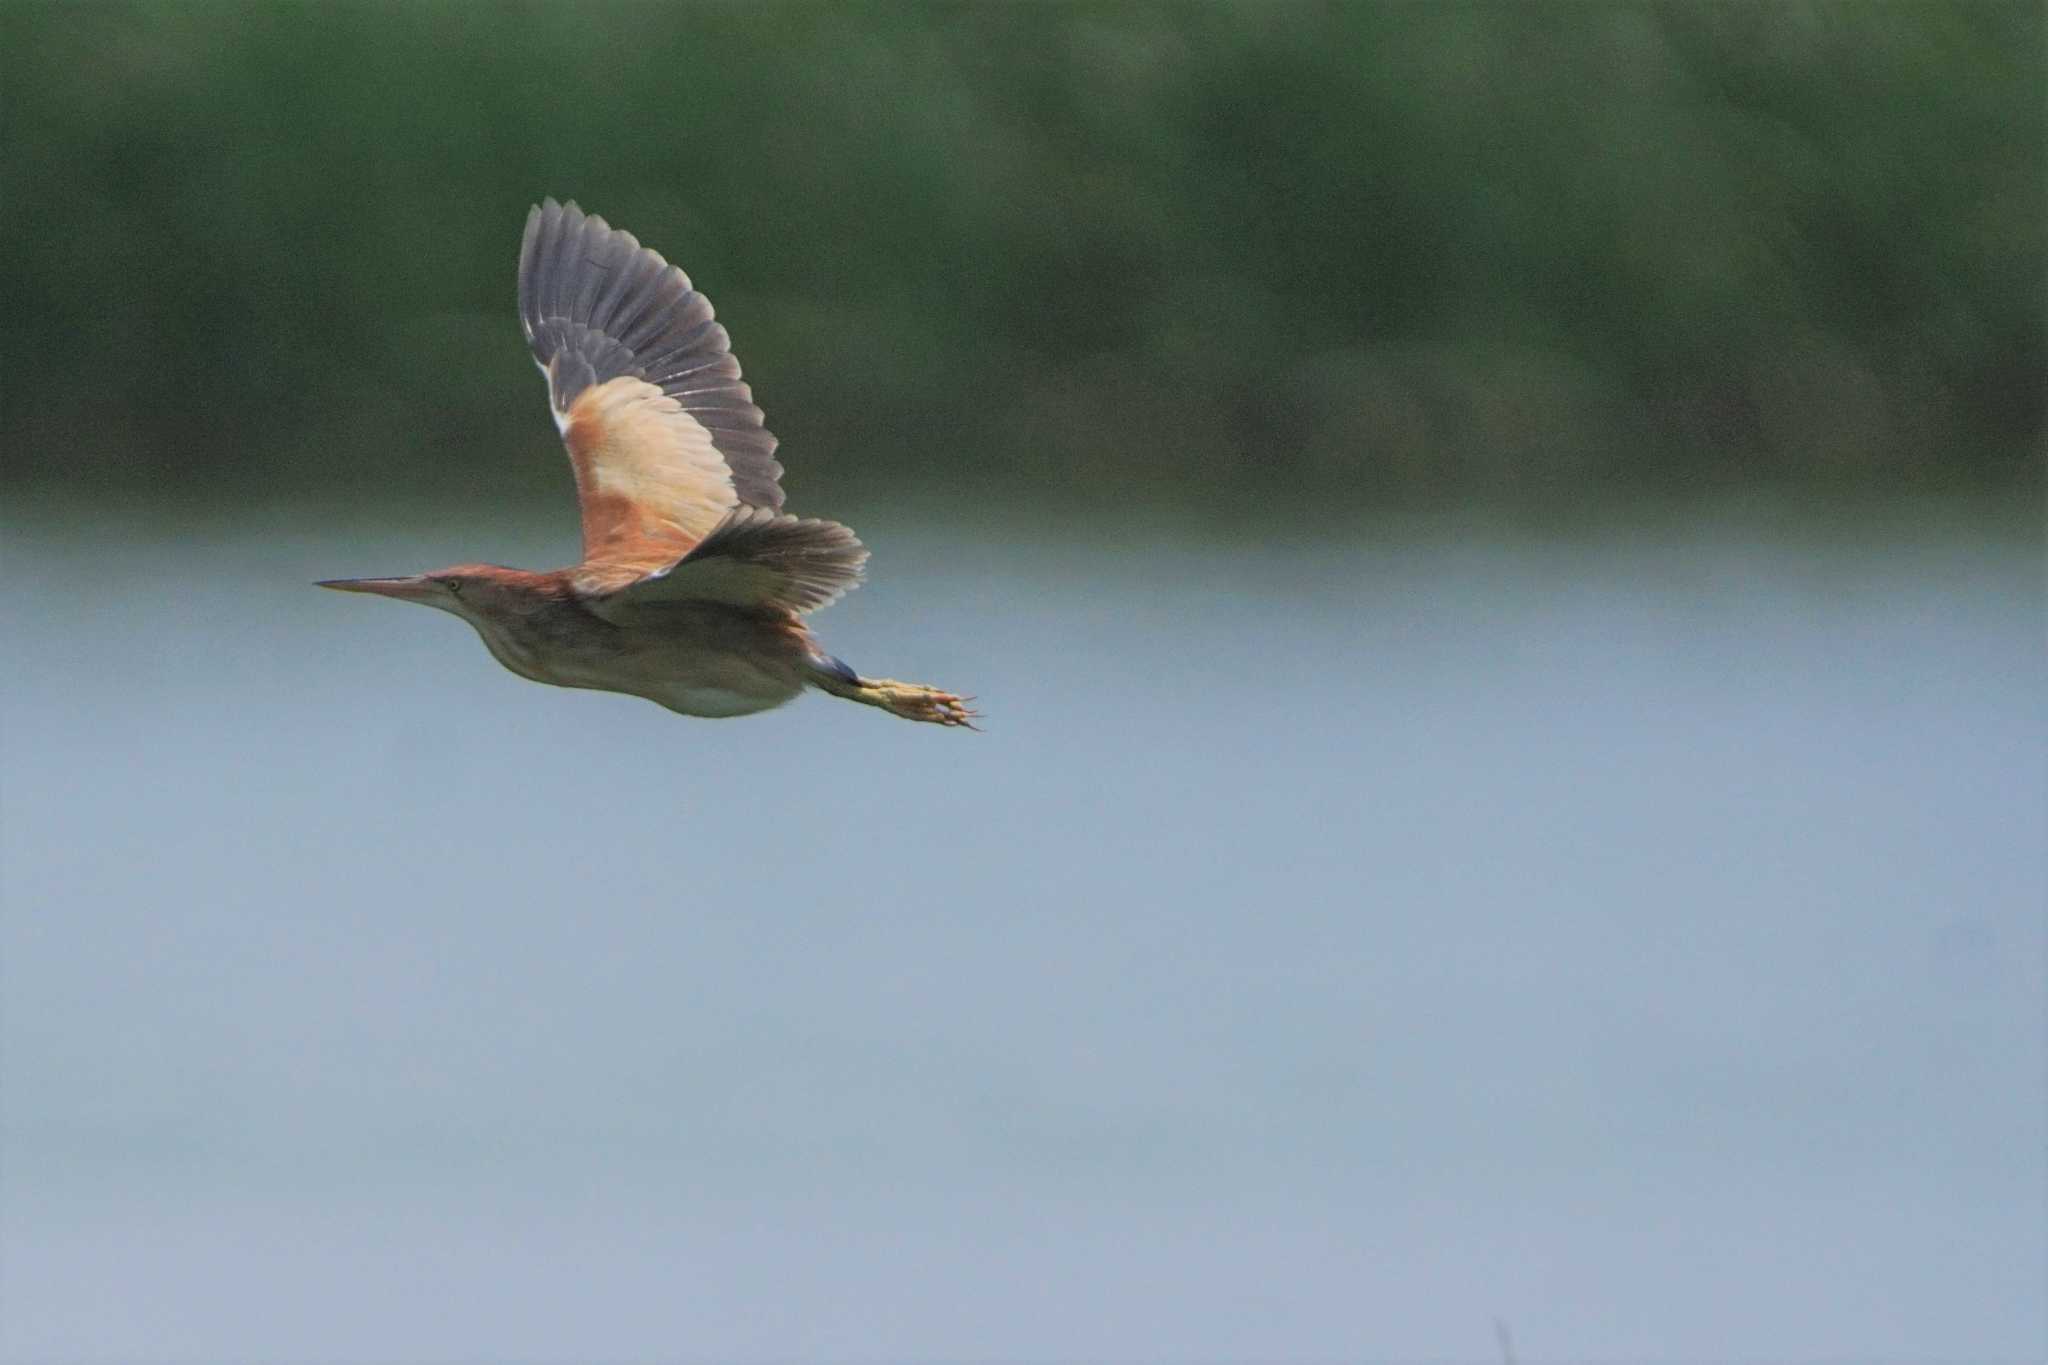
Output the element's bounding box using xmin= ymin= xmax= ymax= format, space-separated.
xmin=873 ymin=680 xmax=981 ymax=729
xmin=922 ymin=692 xmax=981 ymax=729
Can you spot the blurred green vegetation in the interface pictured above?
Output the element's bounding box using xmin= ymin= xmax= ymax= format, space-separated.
xmin=2 ymin=2 xmax=2040 ymax=517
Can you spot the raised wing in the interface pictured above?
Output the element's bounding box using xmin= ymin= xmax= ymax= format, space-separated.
xmin=519 ymin=199 xmax=787 ymax=583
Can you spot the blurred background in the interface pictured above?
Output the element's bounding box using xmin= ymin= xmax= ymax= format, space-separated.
xmin=2 ymin=4 xmax=2042 ymax=1362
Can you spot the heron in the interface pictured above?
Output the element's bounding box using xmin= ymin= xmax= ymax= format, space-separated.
xmin=320 ymin=199 xmax=976 ymax=728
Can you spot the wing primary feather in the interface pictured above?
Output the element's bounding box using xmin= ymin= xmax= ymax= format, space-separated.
xmin=544 ymin=201 xmax=586 ymax=330
xmin=520 ymin=200 xmax=560 ymax=339
xmin=691 ymin=407 xmax=768 ymax=432
xmin=568 ymin=212 xmax=625 ymax=325
xmin=627 ymin=297 xmax=719 ymax=362
xmin=548 ymin=201 xmax=580 ymax=333
xmin=611 ymin=269 xmax=693 ymax=353
xmin=587 ymin=229 xmax=650 ymax=335
xmin=518 ymin=204 xmax=548 ymax=339
xmin=567 ymin=206 xmax=603 ymax=327
xmin=526 ymin=198 xmax=563 ymax=335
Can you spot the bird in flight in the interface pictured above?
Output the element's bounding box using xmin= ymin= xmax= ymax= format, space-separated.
xmin=321 ymin=199 xmax=976 ymax=728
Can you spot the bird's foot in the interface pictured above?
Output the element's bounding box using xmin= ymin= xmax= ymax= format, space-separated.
xmin=861 ymin=678 xmax=981 ymax=729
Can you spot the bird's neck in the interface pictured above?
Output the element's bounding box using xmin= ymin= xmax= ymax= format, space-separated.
xmin=457 ymin=574 xmax=585 ymax=684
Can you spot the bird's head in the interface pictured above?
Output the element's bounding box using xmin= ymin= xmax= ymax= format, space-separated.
xmin=316 ymin=563 xmax=535 ymax=619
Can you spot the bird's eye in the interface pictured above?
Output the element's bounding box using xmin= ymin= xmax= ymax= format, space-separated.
xmin=444 ymin=578 xmax=463 ymax=595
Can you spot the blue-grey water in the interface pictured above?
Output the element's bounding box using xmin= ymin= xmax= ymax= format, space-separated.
xmin=2 ymin=505 xmax=2041 ymax=1363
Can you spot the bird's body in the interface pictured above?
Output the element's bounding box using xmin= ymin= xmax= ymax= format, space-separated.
xmin=428 ymin=571 xmax=811 ymax=716
xmin=321 ymin=200 xmax=974 ymax=728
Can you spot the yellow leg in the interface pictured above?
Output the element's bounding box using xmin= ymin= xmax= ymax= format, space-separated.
xmin=853 ymin=676 xmax=980 ymax=728
xmin=811 ymin=661 xmax=979 ymax=728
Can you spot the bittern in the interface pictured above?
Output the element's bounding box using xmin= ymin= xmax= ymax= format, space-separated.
xmin=321 ymin=199 xmax=975 ymax=728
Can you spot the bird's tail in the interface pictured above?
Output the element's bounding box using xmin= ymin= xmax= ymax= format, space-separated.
xmin=805 ymin=655 xmax=979 ymax=729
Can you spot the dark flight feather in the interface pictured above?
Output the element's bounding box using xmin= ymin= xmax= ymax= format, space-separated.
xmin=589 ymin=507 xmax=868 ymax=617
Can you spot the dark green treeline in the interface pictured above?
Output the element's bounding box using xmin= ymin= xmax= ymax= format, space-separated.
xmin=3 ymin=3 xmax=2040 ymax=515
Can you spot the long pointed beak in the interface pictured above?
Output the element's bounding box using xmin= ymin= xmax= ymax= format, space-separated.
xmin=316 ymin=575 xmax=438 ymax=602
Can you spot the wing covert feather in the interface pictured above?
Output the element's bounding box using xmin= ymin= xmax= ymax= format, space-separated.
xmin=562 ymin=378 xmax=737 ymax=583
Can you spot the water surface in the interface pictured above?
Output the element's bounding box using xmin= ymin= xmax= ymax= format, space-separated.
xmin=2 ymin=507 xmax=2041 ymax=1362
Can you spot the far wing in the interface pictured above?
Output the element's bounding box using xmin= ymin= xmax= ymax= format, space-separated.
xmin=584 ymin=507 xmax=868 ymax=621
